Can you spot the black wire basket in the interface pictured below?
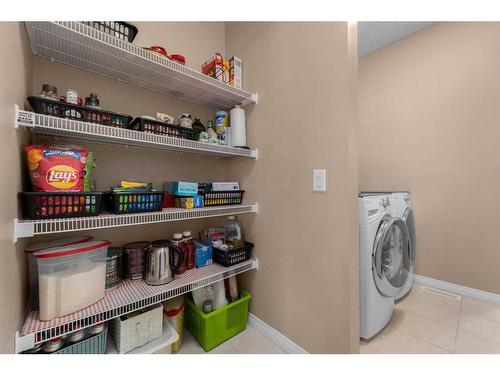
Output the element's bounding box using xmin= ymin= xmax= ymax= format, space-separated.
xmin=202 ymin=190 xmax=245 ymax=207
xmin=213 ymin=242 xmax=254 ymax=267
xmin=128 ymin=117 xmax=201 ymax=141
xmin=81 ymin=21 xmax=138 ymax=42
xmin=104 ymin=191 xmax=164 ymax=214
xmin=20 ymin=192 xmax=103 ymax=220
xmin=28 ymin=97 xmax=132 ymax=128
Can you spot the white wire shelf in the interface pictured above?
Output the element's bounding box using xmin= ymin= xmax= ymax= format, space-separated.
xmin=15 ymin=107 xmax=258 ymax=159
xmin=13 ymin=204 xmax=258 ymax=242
xmin=16 ymin=258 xmax=259 ymax=353
xmin=24 ymin=22 xmax=258 ymax=110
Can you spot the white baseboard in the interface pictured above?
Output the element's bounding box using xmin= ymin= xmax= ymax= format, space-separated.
xmin=414 ymin=274 xmax=500 ymax=305
xmin=247 ymin=313 xmax=308 ymax=354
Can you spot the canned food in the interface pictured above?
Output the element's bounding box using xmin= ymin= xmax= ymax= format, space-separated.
xmin=87 ymin=322 xmax=105 ymax=336
xmin=66 ymin=89 xmax=79 ymax=105
xmin=67 ymin=329 xmax=86 ymax=344
xmin=42 ymin=337 xmax=64 ymax=353
xmin=23 ymin=343 xmax=42 ymax=354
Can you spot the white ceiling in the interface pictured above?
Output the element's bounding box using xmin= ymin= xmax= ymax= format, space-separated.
xmin=358 ymin=22 xmax=435 ymax=58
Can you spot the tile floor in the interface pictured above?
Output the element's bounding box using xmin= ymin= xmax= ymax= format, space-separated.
xmin=178 ymin=325 xmax=287 ymax=354
xmin=360 ymin=284 xmax=500 ymax=354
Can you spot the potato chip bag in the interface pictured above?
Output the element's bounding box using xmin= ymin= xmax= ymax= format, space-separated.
xmin=24 ymin=145 xmax=88 ymax=192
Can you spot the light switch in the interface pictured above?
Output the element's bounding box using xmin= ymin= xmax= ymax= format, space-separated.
xmin=313 ymin=169 xmax=326 ymax=192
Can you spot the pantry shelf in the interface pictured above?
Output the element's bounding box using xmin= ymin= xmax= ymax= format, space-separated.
xmin=24 ymin=22 xmax=258 ymax=109
xmin=15 ymin=107 xmax=258 ymax=158
xmin=13 ymin=204 xmax=258 ymax=242
xmin=15 ymin=258 xmax=259 ymax=353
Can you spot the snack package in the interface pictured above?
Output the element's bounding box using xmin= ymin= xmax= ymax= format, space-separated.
xmin=24 ymin=145 xmax=88 ymax=192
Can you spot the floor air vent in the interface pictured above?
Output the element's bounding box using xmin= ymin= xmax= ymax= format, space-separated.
xmin=422 ymin=286 xmax=462 ymax=301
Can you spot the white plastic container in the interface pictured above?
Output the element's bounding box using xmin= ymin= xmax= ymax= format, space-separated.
xmin=35 ymin=240 xmax=109 ymax=321
xmin=25 ymin=236 xmax=94 ymax=310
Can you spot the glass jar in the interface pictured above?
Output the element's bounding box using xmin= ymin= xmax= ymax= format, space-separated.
xmin=224 ymin=216 xmax=245 ymax=249
xmin=39 ymin=84 xmax=59 ymax=101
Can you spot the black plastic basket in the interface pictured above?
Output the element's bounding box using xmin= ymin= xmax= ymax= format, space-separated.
xmin=105 ymin=191 xmax=164 ymax=214
xmin=128 ymin=117 xmax=201 ymax=141
xmin=20 ymin=192 xmax=103 ymax=220
xmin=213 ymin=242 xmax=254 ymax=267
xmin=81 ymin=21 xmax=138 ymax=43
xmin=203 ymin=190 xmax=245 ymax=207
xmin=27 ymin=97 xmax=132 ymax=128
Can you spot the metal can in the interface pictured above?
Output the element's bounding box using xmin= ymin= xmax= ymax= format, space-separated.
xmin=87 ymin=322 xmax=105 ymax=336
xmin=23 ymin=343 xmax=42 ymax=354
xmin=67 ymin=329 xmax=86 ymax=344
xmin=215 ymin=110 xmax=228 ymax=135
xmin=66 ymin=89 xmax=79 ymax=105
xmin=106 ymin=247 xmax=122 ymax=289
xmin=42 ymin=338 xmax=64 ymax=353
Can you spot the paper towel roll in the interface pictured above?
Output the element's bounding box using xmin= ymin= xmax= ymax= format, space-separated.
xmin=229 ymin=105 xmax=246 ymax=147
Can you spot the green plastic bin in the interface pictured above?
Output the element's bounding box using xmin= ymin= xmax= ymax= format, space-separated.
xmin=185 ymin=290 xmax=252 ymax=351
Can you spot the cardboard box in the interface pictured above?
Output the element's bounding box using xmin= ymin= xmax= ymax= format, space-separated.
xmin=175 ymin=196 xmax=194 ymax=209
xmin=194 ymin=240 xmax=213 ymax=268
xmin=164 ymin=181 xmax=198 ymax=197
xmin=209 ymin=182 xmax=240 ymax=191
xmin=201 ymin=53 xmax=229 ymax=84
xmin=229 ymin=56 xmax=242 ymax=89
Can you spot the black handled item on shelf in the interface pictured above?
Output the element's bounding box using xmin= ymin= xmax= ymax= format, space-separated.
xmin=27 ymin=96 xmax=133 ymax=128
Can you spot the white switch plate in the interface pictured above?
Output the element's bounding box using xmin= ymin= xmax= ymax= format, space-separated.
xmin=313 ymin=169 xmax=326 ymax=192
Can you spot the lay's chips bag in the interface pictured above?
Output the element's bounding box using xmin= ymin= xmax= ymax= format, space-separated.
xmin=24 ymin=145 xmax=88 ymax=192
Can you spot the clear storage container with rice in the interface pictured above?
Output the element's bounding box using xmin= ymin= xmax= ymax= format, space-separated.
xmin=35 ymin=240 xmax=109 ymax=321
xmin=25 ymin=236 xmax=94 ymax=310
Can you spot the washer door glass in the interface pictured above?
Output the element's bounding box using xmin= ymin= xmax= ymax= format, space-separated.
xmin=372 ymin=216 xmax=411 ymax=297
xmin=403 ymin=207 xmax=416 ymax=267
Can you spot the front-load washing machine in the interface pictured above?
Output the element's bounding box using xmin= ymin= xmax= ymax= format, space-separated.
xmin=391 ymin=192 xmax=416 ymax=300
xmin=359 ymin=193 xmax=412 ymax=339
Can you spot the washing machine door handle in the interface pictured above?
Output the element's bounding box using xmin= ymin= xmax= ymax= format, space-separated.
xmin=372 ymin=215 xmax=410 ymax=297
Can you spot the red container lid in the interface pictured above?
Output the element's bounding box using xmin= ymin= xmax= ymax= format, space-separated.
xmin=34 ymin=240 xmax=110 ymax=259
xmin=25 ymin=236 xmax=94 ymax=253
xmin=170 ymin=54 xmax=185 ymax=64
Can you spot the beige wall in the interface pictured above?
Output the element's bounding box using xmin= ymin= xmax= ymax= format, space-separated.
xmin=0 ymin=23 xmax=32 ymax=353
xmin=359 ymin=22 xmax=500 ymax=294
xmin=225 ymin=22 xmax=359 ymax=353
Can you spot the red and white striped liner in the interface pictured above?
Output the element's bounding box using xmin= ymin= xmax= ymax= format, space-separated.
xmin=20 ymin=258 xmax=257 ymax=343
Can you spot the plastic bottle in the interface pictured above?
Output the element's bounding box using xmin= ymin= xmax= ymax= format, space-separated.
xmin=172 ymin=233 xmax=187 ymax=274
xmin=182 ymin=230 xmax=196 ymax=270
xmin=206 ymin=120 xmax=217 ymax=141
xmin=224 ymin=216 xmax=245 ymax=249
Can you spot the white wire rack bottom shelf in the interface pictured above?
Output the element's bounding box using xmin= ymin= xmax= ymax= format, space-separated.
xmin=13 ymin=204 xmax=258 ymax=242
xmin=15 ymin=107 xmax=258 ymax=159
xmin=16 ymin=258 xmax=258 ymax=353
xmin=25 ymin=22 xmax=257 ymax=109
